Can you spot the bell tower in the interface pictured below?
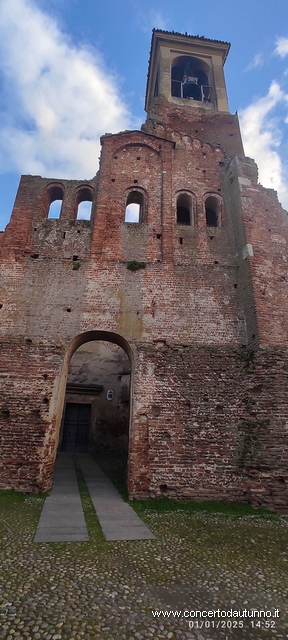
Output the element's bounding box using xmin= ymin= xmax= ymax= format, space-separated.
xmin=144 ymin=29 xmax=243 ymax=158
xmin=145 ymin=30 xmax=230 ymax=114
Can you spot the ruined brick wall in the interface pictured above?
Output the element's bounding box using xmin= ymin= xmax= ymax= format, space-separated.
xmin=0 ymin=340 xmax=64 ymax=491
xmin=0 ymin=176 xmax=96 ymax=490
xmin=0 ymin=95 xmax=288 ymax=509
xmin=142 ymin=96 xmax=244 ymax=158
xmin=227 ymin=156 xmax=288 ymax=346
xmin=129 ymin=343 xmax=288 ymax=511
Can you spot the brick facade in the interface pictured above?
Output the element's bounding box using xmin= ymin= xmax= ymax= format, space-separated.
xmin=0 ymin=30 xmax=287 ymax=510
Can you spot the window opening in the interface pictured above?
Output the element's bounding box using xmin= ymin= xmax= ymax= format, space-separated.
xmin=206 ymin=209 xmax=217 ymax=226
xmin=76 ymin=188 xmax=93 ymax=221
xmin=176 ymin=193 xmax=192 ymax=225
xmin=205 ymin=196 xmax=220 ymax=227
xmin=77 ymin=201 xmax=92 ymax=220
xmin=48 ymin=200 xmax=62 ymax=219
xmin=125 ymin=203 xmax=140 ymax=223
xmin=47 ymin=186 xmax=64 ymax=219
xmin=171 ymin=56 xmax=211 ymax=103
xmin=177 ymin=206 xmax=190 ymax=225
xmin=125 ymin=191 xmax=144 ymax=223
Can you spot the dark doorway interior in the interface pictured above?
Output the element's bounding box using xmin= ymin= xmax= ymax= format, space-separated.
xmin=61 ymin=403 xmax=91 ymax=452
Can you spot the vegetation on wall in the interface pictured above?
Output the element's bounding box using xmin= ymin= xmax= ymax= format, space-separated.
xmin=237 ymin=418 xmax=270 ymax=467
xmin=126 ymin=261 xmax=146 ymax=271
xmin=236 ymin=348 xmax=255 ymax=371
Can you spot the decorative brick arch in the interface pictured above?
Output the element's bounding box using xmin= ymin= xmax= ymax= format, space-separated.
xmin=53 ymin=331 xmax=134 ymax=458
xmin=113 ymin=141 xmax=161 ymax=159
xmin=43 ymin=182 xmax=65 ymax=219
xmin=74 ymin=185 xmax=95 ymax=221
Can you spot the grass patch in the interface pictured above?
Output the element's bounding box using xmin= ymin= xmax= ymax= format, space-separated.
xmin=73 ymin=456 xmax=105 ymax=545
xmin=131 ymin=497 xmax=277 ymax=518
xmin=0 ymin=488 xmax=47 ymax=512
xmin=0 ymin=488 xmax=31 ymax=504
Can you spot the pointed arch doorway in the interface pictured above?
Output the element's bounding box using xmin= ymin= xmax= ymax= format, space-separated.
xmin=55 ymin=331 xmax=133 ymax=484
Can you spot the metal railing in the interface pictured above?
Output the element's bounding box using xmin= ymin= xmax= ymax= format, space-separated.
xmin=171 ymin=80 xmax=212 ymax=102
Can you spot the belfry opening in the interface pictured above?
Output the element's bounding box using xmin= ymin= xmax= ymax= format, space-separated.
xmin=171 ymin=55 xmax=211 ymax=102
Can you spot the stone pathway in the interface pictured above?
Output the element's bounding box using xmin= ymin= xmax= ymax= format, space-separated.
xmin=78 ymin=454 xmax=155 ymax=541
xmin=34 ymin=453 xmax=154 ymax=543
xmin=34 ymin=454 xmax=89 ymax=542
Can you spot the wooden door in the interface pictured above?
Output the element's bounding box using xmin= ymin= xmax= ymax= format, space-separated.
xmin=61 ymin=403 xmax=91 ymax=452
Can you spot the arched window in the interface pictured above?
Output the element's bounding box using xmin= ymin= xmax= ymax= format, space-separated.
xmin=205 ymin=196 xmax=221 ymax=227
xmin=47 ymin=186 xmax=64 ymax=219
xmin=176 ymin=193 xmax=192 ymax=225
xmin=76 ymin=187 xmax=93 ymax=220
xmin=171 ymin=55 xmax=211 ymax=103
xmin=125 ymin=190 xmax=144 ymax=223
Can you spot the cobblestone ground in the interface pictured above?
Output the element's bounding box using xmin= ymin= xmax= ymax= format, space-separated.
xmin=0 ymin=469 xmax=287 ymax=640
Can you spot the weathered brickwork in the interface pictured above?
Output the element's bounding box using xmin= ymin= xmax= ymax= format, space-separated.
xmin=0 ymin=30 xmax=287 ymax=509
xmin=128 ymin=344 xmax=288 ymax=511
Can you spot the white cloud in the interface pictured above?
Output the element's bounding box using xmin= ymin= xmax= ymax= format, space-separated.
xmin=136 ymin=8 xmax=168 ymax=33
xmin=148 ymin=10 xmax=168 ymax=31
xmin=274 ymin=37 xmax=288 ymax=58
xmin=239 ymin=81 xmax=288 ymax=210
xmin=244 ymin=53 xmax=264 ymax=72
xmin=0 ymin=0 xmax=132 ymax=179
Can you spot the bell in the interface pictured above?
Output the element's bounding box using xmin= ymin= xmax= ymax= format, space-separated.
xmin=182 ymin=80 xmax=202 ymax=101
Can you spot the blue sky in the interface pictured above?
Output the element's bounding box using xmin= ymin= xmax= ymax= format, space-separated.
xmin=0 ymin=0 xmax=288 ymax=229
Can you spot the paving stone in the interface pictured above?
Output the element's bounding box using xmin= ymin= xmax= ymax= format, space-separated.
xmin=34 ymin=455 xmax=89 ymax=543
xmin=77 ymin=454 xmax=155 ymax=541
xmin=34 ymin=453 xmax=154 ymax=543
